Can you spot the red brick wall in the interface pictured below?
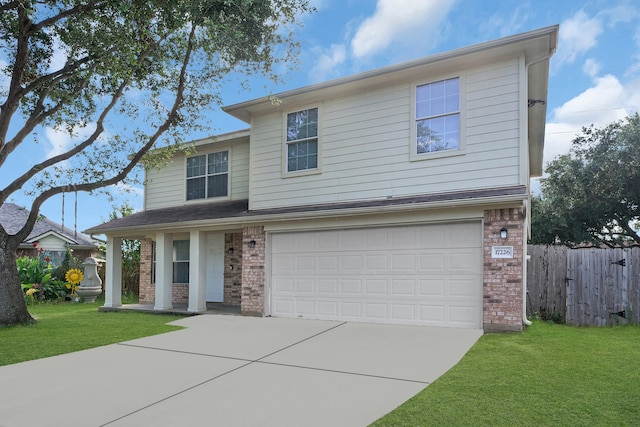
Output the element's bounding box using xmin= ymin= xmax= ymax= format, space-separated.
xmin=224 ymin=232 xmax=243 ymax=306
xmin=139 ymin=239 xmax=154 ymax=304
xmin=483 ymin=208 xmax=525 ymax=332
xmin=241 ymin=226 xmax=265 ymax=316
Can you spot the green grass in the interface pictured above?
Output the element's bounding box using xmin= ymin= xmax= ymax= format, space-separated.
xmin=0 ymin=303 xmax=184 ymax=366
xmin=373 ymin=322 xmax=640 ymax=426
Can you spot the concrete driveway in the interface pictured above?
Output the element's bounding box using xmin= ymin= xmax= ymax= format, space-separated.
xmin=0 ymin=315 xmax=481 ymax=427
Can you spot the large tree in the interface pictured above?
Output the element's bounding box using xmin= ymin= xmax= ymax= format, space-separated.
xmin=533 ymin=113 xmax=640 ymax=247
xmin=0 ymin=0 xmax=312 ymax=325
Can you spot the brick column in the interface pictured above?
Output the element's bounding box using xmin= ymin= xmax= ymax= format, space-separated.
xmin=483 ymin=208 xmax=525 ymax=332
xmin=241 ymin=226 xmax=265 ymax=316
xmin=224 ymin=232 xmax=243 ymax=306
xmin=138 ymin=239 xmax=154 ymax=304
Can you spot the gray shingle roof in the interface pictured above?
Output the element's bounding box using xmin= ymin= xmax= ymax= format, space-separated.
xmin=0 ymin=203 xmax=97 ymax=247
xmin=85 ymin=186 xmax=527 ymax=234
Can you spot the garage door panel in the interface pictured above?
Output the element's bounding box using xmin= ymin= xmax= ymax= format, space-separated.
xmin=365 ymin=279 xmax=388 ymax=295
xmin=419 ymin=279 xmax=445 ymax=296
xmin=318 ymin=279 xmax=338 ymax=295
xmin=270 ymin=222 xmax=482 ymax=328
xmin=365 ymin=303 xmax=388 ymax=319
xmin=365 ymin=254 xmax=388 ymax=270
xmin=391 ymin=304 xmax=415 ymax=321
xmin=341 ymin=279 xmax=363 ymax=294
xmin=391 ymin=253 xmax=416 ymax=271
xmin=391 ymin=279 xmax=416 ymax=296
xmin=419 ymin=253 xmax=446 ymax=271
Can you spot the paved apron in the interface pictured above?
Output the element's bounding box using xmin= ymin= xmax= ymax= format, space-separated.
xmin=0 ymin=315 xmax=481 ymax=427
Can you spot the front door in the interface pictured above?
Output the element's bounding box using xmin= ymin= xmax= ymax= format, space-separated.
xmin=206 ymin=232 xmax=224 ymax=302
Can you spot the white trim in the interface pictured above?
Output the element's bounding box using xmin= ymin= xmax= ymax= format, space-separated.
xmin=281 ymin=104 xmax=322 ymax=178
xmin=184 ymin=147 xmax=232 ymax=203
xmin=410 ymin=72 xmax=467 ymax=162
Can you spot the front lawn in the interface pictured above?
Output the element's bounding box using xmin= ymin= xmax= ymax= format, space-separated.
xmin=373 ymin=322 xmax=640 ymax=426
xmin=0 ymin=303 xmax=184 ymax=366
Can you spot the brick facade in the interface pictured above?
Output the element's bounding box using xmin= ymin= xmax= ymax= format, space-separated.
xmin=240 ymin=226 xmax=266 ymax=316
xmin=224 ymin=232 xmax=243 ymax=306
xmin=483 ymin=208 xmax=525 ymax=332
xmin=139 ymin=239 xmax=154 ymax=304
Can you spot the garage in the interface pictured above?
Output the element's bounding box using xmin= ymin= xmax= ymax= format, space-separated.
xmin=269 ymin=221 xmax=483 ymax=328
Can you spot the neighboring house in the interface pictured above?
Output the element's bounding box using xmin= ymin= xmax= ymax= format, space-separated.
xmin=1 ymin=203 xmax=99 ymax=265
xmin=86 ymin=26 xmax=559 ymax=332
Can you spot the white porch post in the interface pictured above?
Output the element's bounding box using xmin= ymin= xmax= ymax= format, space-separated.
xmin=188 ymin=230 xmax=207 ymax=313
xmin=103 ymin=236 xmax=122 ymax=308
xmin=155 ymin=232 xmax=173 ymax=311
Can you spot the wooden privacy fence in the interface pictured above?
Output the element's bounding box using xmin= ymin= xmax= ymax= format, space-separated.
xmin=527 ymin=245 xmax=640 ymax=326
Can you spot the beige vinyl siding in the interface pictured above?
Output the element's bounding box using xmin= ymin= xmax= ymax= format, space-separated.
xmin=145 ymin=140 xmax=250 ymax=210
xmin=249 ymin=59 xmax=523 ymax=210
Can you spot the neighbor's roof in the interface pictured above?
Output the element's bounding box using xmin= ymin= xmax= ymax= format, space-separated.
xmin=0 ymin=203 xmax=97 ymax=248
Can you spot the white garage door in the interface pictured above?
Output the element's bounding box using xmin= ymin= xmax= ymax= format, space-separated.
xmin=270 ymin=222 xmax=483 ymax=328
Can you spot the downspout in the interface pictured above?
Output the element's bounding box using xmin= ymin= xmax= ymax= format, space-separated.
xmin=522 ymin=41 xmax=557 ymax=327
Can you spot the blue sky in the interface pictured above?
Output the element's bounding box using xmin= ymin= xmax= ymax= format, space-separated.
xmin=2 ymin=0 xmax=640 ymax=236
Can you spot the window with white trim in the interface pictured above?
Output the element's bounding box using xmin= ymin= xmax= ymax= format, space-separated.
xmin=186 ymin=151 xmax=228 ymax=200
xmin=286 ymin=108 xmax=318 ymax=172
xmin=415 ymin=77 xmax=460 ymax=154
xmin=173 ymin=240 xmax=189 ymax=283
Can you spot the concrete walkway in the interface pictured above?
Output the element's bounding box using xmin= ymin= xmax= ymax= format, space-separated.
xmin=0 ymin=316 xmax=481 ymax=427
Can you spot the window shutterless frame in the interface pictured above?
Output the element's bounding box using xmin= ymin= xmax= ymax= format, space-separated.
xmin=185 ymin=149 xmax=231 ymax=201
xmin=410 ymin=73 xmax=466 ymax=161
xmin=282 ymin=106 xmax=322 ymax=177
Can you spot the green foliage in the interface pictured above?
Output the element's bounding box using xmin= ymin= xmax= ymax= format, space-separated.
xmin=1 ymin=0 xmax=314 ymax=325
xmin=109 ymin=203 xmax=141 ymax=294
xmin=17 ymin=250 xmax=80 ymax=302
xmin=535 ymin=114 xmax=640 ymax=246
xmin=373 ymin=322 xmax=640 ymax=426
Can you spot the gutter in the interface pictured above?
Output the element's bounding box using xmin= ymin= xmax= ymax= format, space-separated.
xmin=522 ymin=37 xmax=558 ymax=327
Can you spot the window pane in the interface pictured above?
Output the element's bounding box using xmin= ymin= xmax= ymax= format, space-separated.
xmin=173 ymin=240 xmax=190 ymax=261
xmin=415 ymin=77 xmax=460 ymax=154
xmin=186 ymin=155 xmax=206 ymax=178
xmin=208 ymin=174 xmax=228 ymax=198
xmin=286 ymin=108 xmax=318 ymax=141
xmin=287 ymin=140 xmax=318 ymax=172
xmin=173 ymin=262 xmax=189 ymax=283
xmin=186 ymin=177 xmax=205 ymax=200
xmin=308 ymin=154 xmax=318 ymax=169
xmin=208 ymin=151 xmax=228 ymax=174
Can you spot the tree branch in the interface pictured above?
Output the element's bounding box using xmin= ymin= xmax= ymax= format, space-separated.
xmin=14 ymin=24 xmax=197 ymax=242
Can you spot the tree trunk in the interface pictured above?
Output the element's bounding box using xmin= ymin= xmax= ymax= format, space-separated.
xmin=0 ymin=232 xmax=35 ymax=326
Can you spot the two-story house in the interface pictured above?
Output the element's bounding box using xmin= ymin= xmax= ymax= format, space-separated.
xmin=86 ymin=25 xmax=558 ymax=332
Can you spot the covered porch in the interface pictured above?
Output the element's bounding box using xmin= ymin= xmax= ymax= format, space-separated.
xmin=101 ymin=225 xmax=265 ymax=316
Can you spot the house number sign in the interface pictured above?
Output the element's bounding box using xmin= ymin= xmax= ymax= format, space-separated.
xmin=491 ymin=246 xmax=514 ymax=259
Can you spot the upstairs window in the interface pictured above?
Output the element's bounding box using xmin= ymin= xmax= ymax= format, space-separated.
xmin=286 ymin=108 xmax=318 ymax=172
xmin=186 ymin=151 xmax=229 ymax=200
xmin=415 ymin=77 xmax=460 ymax=154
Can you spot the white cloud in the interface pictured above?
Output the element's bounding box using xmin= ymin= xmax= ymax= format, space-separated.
xmin=544 ymin=74 xmax=628 ymax=164
xmin=44 ymin=127 xmax=74 ymax=159
xmin=309 ymin=44 xmax=347 ymax=83
xmin=555 ymin=11 xmax=603 ymax=67
xmin=350 ymin=0 xmax=456 ymax=58
xmin=533 ymin=74 xmax=632 ymax=193
xmin=44 ymin=123 xmax=99 ymax=159
xmin=582 ymin=58 xmax=601 ymax=78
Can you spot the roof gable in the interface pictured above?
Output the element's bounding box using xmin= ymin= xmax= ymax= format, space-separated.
xmin=0 ymin=203 xmax=96 ymax=247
